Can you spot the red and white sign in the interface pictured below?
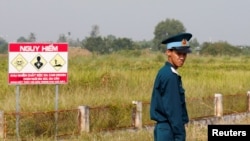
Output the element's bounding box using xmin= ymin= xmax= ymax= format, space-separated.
xmin=8 ymin=42 xmax=68 ymax=85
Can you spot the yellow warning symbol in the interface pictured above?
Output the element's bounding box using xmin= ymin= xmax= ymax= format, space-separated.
xmin=49 ymin=54 xmax=65 ymax=71
xmin=11 ymin=54 xmax=28 ymax=71
xmin=30 ymin=54 xmax=47 ymax=70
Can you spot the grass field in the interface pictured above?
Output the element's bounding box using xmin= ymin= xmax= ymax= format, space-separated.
xmin=1 ymin=48 xmax=250 ymax=140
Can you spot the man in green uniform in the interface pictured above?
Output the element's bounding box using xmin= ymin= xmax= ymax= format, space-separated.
xmin=150 ymin=33 xmax=192 ymax=141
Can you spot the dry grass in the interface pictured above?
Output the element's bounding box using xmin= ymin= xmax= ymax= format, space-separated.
xmin=2 ymin=50 xmax=250 ymax=140
xmin=68 ymin=47 xmax=92 ymax=58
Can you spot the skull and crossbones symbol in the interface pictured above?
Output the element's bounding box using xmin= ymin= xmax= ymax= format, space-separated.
xmin=15 ymin=58 xmax=23 ymax=66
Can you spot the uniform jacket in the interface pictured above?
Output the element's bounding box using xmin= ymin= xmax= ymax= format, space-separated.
xmin=150 ymin=61 xmax=189 ymax=140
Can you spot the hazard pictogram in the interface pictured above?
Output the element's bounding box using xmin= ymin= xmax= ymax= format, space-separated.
xmin=11 ymin=54 xmax=28 ymax=71
xmin=49 ymin=53 xmax=65 ymax=71
xmin=30 ymin=54 xmax=47 ymax=70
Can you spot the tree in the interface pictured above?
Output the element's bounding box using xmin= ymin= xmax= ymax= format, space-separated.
xmin=0 ymin=37 xmax=8 ymax=53
xmin=28 ymin=32 xmax=36 ymax=42
xmin=200 ymin=41 xmax=241 ymax=56
xmin=153 ymin=18 xmax=186 ymax=51
xmin=17 ymin=36 xmax=28 ymax=42
xmin=189 ymin=38 xmax=200 ymax=49
xmin=81 ymin=25 xmax=103 ymax=53
xmin=189 ymin=38 xmax=200 ymax=53
xmin=135 ymin=40 xmax=154 ymax=50
xmin=16 ymin=33 xmax=36 ymax=42
xmin=90 ymin=25 xmax=100 ymax=37
xmin=113 ymin=38 xmax=134 ymax=51
xmin=82 ymin=25 xmax=137 ymax=54
xmin=57 ymin=34 xmax=67 ymax=42
xmin=103 ymin=35 xmax=116 ymax=53
xmin=82 ymin=36 xmax=103 ymax=53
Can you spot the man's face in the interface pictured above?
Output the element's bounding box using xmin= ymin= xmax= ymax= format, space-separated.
xmin=166 ymin=50 xmax=187 ymax=69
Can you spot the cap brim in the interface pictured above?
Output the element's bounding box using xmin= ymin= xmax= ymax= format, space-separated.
xmin=172 ymin=47 xmax=192 ymax=53
xmin=162 ymin=33 xmax=192 ymax=44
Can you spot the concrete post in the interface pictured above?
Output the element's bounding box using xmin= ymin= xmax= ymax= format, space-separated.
xmin=247 ymin=91 xmax=250 ymax=112
xmin=132 ymin=101 xmax=142 ymax=129
xmin=78 ymin=106 xmax=90 ymax=133
xmin=0 ymin=111 xmax=3 ymax=138
xmin=214 ymin=93 xmax=223 ymax=117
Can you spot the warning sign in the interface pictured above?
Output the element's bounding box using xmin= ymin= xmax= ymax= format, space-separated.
xmin=8 ymin=42 xmax=68 ymax=85
xmin=30 ymin=54 xmax=47 ymax=70
xmin=11 ymin=54 xmax=28 ymax=72
xmin=49 ymin=54 xmax=65 ymax=71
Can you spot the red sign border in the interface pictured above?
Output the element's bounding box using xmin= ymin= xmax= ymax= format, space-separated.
xmin=8 ymin=42 xmax=68 ymax=85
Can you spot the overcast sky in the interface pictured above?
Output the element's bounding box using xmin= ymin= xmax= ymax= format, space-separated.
xmin=0 ymin=0 xmax=249 ymax=45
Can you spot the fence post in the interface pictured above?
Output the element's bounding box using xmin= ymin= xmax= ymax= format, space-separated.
xmin=0 ymin=111 xmax=3 ymax=139
xmin=132 ymin=101 xmax=142 ymax=129
xmin=78 ymin=106 xmax=90 ymax=133
xmin=247 ymin=91 xmax=250 ymax=112
xmin=214 ymin=93 xmax=223 ymax=117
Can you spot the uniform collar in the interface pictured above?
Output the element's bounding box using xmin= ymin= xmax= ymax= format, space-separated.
xmin=171 ymin=67 xmax=179 ymax=75
xmin=166 ymin=62 xmax=179 ymax=75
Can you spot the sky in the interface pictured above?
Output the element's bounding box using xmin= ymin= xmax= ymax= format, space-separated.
xmin=0 ymin=0 xmax=250 ymax=46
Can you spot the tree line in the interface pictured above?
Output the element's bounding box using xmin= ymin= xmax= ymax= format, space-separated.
xmin=1 ymin=18 xmax=250 ymax=56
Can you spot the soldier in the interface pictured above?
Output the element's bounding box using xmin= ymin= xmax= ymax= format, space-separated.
xmin=150 ymin=33 xmax=192 ymax=141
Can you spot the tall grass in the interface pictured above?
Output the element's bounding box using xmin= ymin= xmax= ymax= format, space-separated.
xmin=183 ymin=55 xmax=250 ymax=98
xmin=1 ymin=51 xmax=250 ymax=111
xmin=1 ymin=50 xmax=250 ymax=140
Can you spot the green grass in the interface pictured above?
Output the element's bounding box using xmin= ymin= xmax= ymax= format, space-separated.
xmin=2 ymin=53 xmax=250 ymax=111
xmin=1 ymin=50 xmax=250 ymax=140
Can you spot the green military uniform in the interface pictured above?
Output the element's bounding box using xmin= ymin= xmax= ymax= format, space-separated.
xmin=150 ymin=62 xmax=189 ymax=141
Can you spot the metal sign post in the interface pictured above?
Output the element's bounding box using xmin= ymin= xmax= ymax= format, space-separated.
xmin=16 ymin=85 xmax=20 ymax=140
xmin=55 ymin=84 xmax=59 ymax=140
